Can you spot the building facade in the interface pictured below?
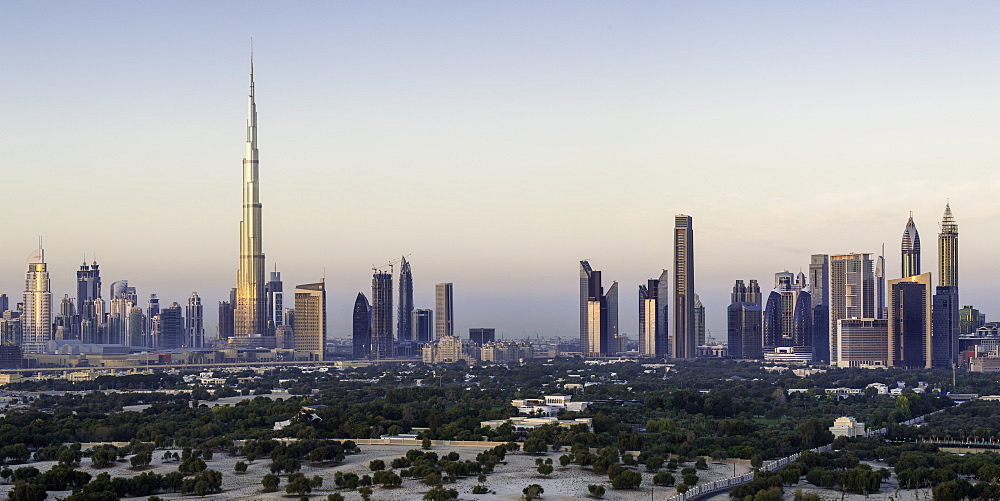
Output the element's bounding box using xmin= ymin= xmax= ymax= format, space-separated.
xmin=763 ymin=271 xmax=812 ymax=358
xmin=673 ymin=215 xmax=696 ymax=359
xmin=22 ymin=248 xmax=52 ymax=354
xmin=186 ymin=292 xmax=204 ymax=348
xmin=435 ymin=283 xmax=454 ymax=339
xmin=638 ymin=270 xmax=669 ymax=357
xmin=836 ymin=318 xmax=889 ymax=368
xmin=901 ymin=214 xmax=921 ymax=278
xmin=829 ymin=253 xmax=875 ymax=365
xmin=371 ymin=273 xmax=394 ymax=359
xmin=397 ymin=257 xmax=413 ymax=342
xmin=293 ymin=281 xmax=326 ymax=360
xmin=809 ymin=254 xmax=830 ymax=363
xmin=412 ymin=309 xmax=433 ymax=343
xmin=352 ymin=292 xmax=371 ymax=359
xmin=728 ymin=279 xmax=762 ymax=360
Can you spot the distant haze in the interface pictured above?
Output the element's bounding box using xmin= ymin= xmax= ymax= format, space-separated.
xmin=2 ymin=2 xmax=999 ymax=340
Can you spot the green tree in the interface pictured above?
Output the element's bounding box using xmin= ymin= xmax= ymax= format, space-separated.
xmin=653 ymin=471 xmax=675 ymax=486
xmin=523 ymin=483 xmax=544 ymax=500
xmin=646 ymin=455 xmax=664 ymax=471
xmin=369 ymin=459 xmax=386 ymax=471
xmin=588 ymin=484 xmax=606 ymax=498
xmin=423 ymin=485 xmax=458 ymax=500
xmin=695 ymin=457 xmax=708 ymax=470
xmin=234 ymin=461 xmax=248 ymax=473
xmin=537 ymin=463 xmax=553 ymax=476
xmin=262 ymin=473 xmax=280 ymax=492
xmin=8 ymin=483 xmax=46 ymax=501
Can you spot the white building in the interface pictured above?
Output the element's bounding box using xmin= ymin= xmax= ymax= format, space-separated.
xmin=512 ymin=393 xmax=589 ymax=416
xmin=829 ymin=416 xmax=865 ymax=438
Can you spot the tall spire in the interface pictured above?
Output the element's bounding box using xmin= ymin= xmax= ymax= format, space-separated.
xmin=235 ymin=43 xmax=267 ymax=340
xmin=939 ymin=202 xmax=958 ymax=287
xmin=901 ymin=213 xmax=921 ymax=278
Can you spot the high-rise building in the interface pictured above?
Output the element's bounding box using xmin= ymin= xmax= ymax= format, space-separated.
xmin=352 ymin=292 xmax=371 ymax=359
xmin=126 ymin=306 xmax=144 ymax=347
xmin=76 ymin=260 xmax=101 ymax=331
xmin=145 ymin=294 xmax=160 ymax=347
xmin=218 ymin=301 xmax=234 ymax=340
xmin=22 ymin=247 xmax=52 ymax=354
xmin=293 ymin=281 xmax=326 ymax=360
xmin=435 ymin=283 xmax=454 ymax=339
xmin=728 ymin=279 xmax=762 ymax=360
xmin=579 ymin=262 xmax=617 ymax=356
xmin=809 ymin=254 xmax=830 ymax=363
xmin=835 ymin=318 xmax=889 ymax=368
xmin=763 ymin=271 xmax=812 ymax=357
xmin=412 ymin=309 xmax=433 ymax=343
xmin=235 ymin=52 xmax=268 ymax=340
xmin=829 ymin=253 xmax=875 ymax=365
xmin=53 ymin=295 xmax=76 ymax=341
xmin=372 ymin=273 xmax=394 ymax=359
xmin=673 ymin=215 xmax=696 ymax=359
xmin=0 ymin=310 xmax=21 ymax=346
xmin=901 ymin=214 xmax=921 ymax=278
xmin=875 ymin=246 xmax=887 ymax=319
xmin=939 ymin=203 xmax=959 ymax=288
xmin=933 ymin=203 xmax=960 ymax=368
xmin=186 ymin=292 xmax=204 ymax=348
xmin=960 ymin=305 xmax=982 ymax=335
xmin=638 ymin=270 xmax=670 ymax=357
xmin=157 ymin=303 xmax=184 ymax=349
xmin=266 ymin=271 xmax=283 ymax=336
xmin=693 ymin=294 xmax=706 ymax=347
xmin=469 ymin=328 xmax=496 ymax=345
xmin=888 ymin=273 xmax=932 ymax=368
xmin=398 ymin=257 xmax=413 ymax=342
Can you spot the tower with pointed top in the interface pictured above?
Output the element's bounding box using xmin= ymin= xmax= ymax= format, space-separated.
xmin=901 ymin=214 xmax=921 ymax=278
xmin=397 ymin=257 xmax=413 ymax=342
xmin=22 ymin=247 xmax=52 ymax=354
xmin=933 ymin=203 xmax=960 ymax=367
xmin=235 ymin=50 xmax=268 ymax=340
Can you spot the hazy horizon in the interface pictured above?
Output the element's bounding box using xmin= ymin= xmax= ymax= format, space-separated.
xmin=3 ymin=2 xmax=1000 ymax=341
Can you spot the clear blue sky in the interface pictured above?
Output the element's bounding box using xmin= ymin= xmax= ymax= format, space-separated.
xmin=3 ymin=2 xmax=1000 ymax=340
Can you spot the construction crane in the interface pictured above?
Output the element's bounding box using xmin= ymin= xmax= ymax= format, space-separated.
xmin=372 ymin=254 xmax=412 ymax=275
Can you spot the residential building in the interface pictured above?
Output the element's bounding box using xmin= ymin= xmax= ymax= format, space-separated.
xmin=186 ymin=292 xmax=204 ymax=348
xmin=372 ymin=273 xmax=394 ymax=359
xmin=435 ymin=283 xmax=454 ymax=339
xmin=673 ymin=215 xmax=696 ymax=359
xmin=638 ymin=270 xmax=669 ymax=357
xmin=829 ymin=253 xmax=875 ymax=365
xmin=763 ymin=271 xmax=812 ymax=359
xmin=293 ymin=281 xmax=326 ymax=360
xmin=266 ymin=271 xmax=283 ymax=336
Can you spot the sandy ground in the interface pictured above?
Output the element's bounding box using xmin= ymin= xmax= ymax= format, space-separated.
xmin=0 ymin=444 xmax=753 ymax=500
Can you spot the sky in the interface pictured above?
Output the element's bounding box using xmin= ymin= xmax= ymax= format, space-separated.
xmin=3 ymin=2 xmax=1000 ymax=341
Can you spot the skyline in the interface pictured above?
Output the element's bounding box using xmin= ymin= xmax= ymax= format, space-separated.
xmin=4 ymin=3 xmax=1000 ymax=340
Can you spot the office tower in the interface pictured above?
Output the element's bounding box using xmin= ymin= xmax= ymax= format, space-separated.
xmin=293 ymin=281 xmax=326 ymax=360
xmin=939 ymin=203 xmax=959 ymax=287
xmin=875 ymin=246 xmax=886 ymax=319
xmin=108 ymin=282 xmax=137 ymax=345
xmin=469 ymin=328 xmax=496 ymax=345
xmin=275 ymin=325 xmax=294 ymax=349
xmin=728 ymin=279 xmax=763 ymax=359
xmin=235 ymin=52 xmax=267 ymax=340
xmin=829 ymin=253 xmax=875 ymax=365
xmin=693 ymin=294 xmax=706 ymax=347
xmin=372 ymin=273 xmax=394 ymax=359
xmin=412 ymin=309 xmax=433 ymax=343
xmin=127 ymin=306 xmax=143 ymax=347
xmin=53 ymin=294 xmax=77 ymax=340
xmin=763 ymin=272 xmax=812 ymax=357
xmin=265 ymin=271 xmax=283 ymax=336
xmin=960 ymin=305 xmax=982 ymax=335
xmin=836 ymin=318 xmax=889 ymax=368
xmin=0 ymin=311 xmax=21 ymax=346
xmin=435 ymin=283 xmax=454 ymax=339
xmin=145 ymin=294 xmax=159 ymax=347
xmin=901 ymin=214 xmax=921 ymax=278
xmin=639 ymin=270 xmax=670 ymax=357
xmin=0 ymin=295 xmax=8 ymax=315
xmin=580 ymin=262 xmax=617 ymax=356
xmin=186 ymin=293 xmax=204 ymax=348
xmin=606 ymin=282 xmax=620 ymax=354
xmin=933 ymin=203 xmax=960 ymax=368
xmin=158 ymin=303 xmax=184 ymax=349
xmin=22 ymin=247 xmax=52 ymax=354
xmin=887 ymin=273 xmax=932 ymax=368
xmin=809 ymin=254 xmax=830 ymax=363
xmin=673 ymin=215 xmax=695 ymax=359
xmin=218 ymin=301 xmax=234 ymax=340
xmin=76 ymin=260 xmax=101 ymax=334
xmin=352 ymin=292 xmax=371 ymax=359
xmin=398 ymin=257 xmax=413 ymax=342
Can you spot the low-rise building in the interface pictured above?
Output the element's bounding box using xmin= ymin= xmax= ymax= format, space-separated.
xmin=829 ymin=416 xmax=865 ymax=438
xmin=479 ymin=416 xmax=592 ymax=431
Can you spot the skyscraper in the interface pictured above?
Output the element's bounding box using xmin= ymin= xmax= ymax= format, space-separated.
xmin=235 ymin=51 xmax=267 ymax=340
xmin=933 ymin=203 xmax=960 ymax=367
xmin=939 ymin=203 xmax=959 ymax=288
xmin=76 ymin=260 xmax=101 ymax=330
xmin=372 ymin=273 xmax=394 ymax=359
xmin=673 ymin=215 xmax=695 ymax=359
xmin=398 ymin=257 xmax=413 ymax=342
xmin=217 ymin=301 xmax=234 ymax=340
xmin=638 ymin=270 xmax=669 ymax=357
xmin=22 ymin=247 xmax=51 ymax=354
xmin=352 ymin=292 xmax=371 ymax=359
xmin=186 ymin=292 xmax=204 ymax=348
xmin=875 ymin=245 xmax=886 ymax=319
xmin=809 ymin=254 xmax=830 ymax=363
xmin=266 ymin=271 xmax=283 ymax=336
xmin=412 ymin=309 xmax=433 ymax=343
xmin=728 ymin=279 xmax=762 ymax=360
xmin=435 ymin=283 xmax=454 ymax=339
xmin=693 ymin=294 xmax=706 ymax=347
xmin=762 ymin=271 xmax=812 ymax=357
xmin=888 ymin=273 xmax=932 ymax=368
xmin=158 ymin=303 xmax=184 ymax=349
xmin=580 ymin=262 xmax=617 ymax=356
xmin=293 ymin=281 xmax=326 ymax=361
xmin=829 ymin=253 xmax=875 ymax=364
xmin=836 ymin=318 xmax=889 ymax=368
xmin=469 ymin=328 xmax=496 ymax=345
xmin=901 ymin=214 xmax=921 ymax=278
